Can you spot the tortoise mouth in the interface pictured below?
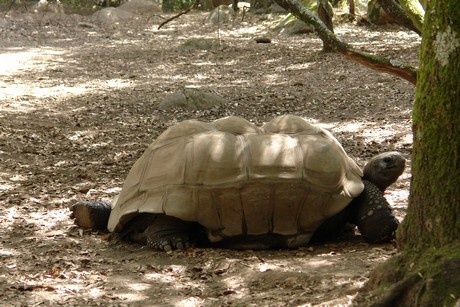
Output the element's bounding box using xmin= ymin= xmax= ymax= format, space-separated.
xmin=383 ymin=166 xmax=404 ymax=176
xmin=384 ymin=160 xmax=405 ymax=172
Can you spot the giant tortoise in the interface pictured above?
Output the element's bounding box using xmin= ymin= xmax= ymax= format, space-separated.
xmin=71 ymin=115 xmax=405 ymax=251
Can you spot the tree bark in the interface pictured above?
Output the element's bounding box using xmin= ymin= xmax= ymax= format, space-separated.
xmin=398 ymin=0 xmax=460 ymax=250
xmin=317 ymin=0 xmax=334 ymax=52
xmin=377 ymin=0 xmax=421 ymax=35
xmin=358 ymin=0 xmax=460 ymax=305
xmin=398 ymin=0 xmax=425 ymax=34
xmin=347 ymin=0 xmax=355 ymax=18
xmin=273 ymin=0 xmax=417 ymax=84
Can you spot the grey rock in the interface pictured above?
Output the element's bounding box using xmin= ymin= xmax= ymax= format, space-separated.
xmin=274 ymin=16 xmax=314 ymax=35
xmin=118 ymin=0 xmax=161 ymax=15
xmin=91 ymin=8 xmax=134 ymax=24
xmin=159 ymin=88 xmax=226 ymax=110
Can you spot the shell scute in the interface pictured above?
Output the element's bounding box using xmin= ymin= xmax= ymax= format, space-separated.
xmin=107 ymin=115 xmax=364 ymax=239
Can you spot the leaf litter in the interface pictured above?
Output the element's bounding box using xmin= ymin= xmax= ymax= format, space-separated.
xmin=0 ymin=5 xmax=419 ymax=306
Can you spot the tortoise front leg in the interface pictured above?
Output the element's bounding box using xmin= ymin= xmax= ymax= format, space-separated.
xmin=144 ymin=215 xmax=193 ymax=251
xmin=352 ymin=180 xmax=399 ymax=243
xmin=122 ymin=214 xmax=194 ymax=251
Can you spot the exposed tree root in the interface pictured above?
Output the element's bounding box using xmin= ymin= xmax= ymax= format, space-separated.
xmin=369 ymin=273 xmax=422 ymax=307
xmin=355 ymin=244 xmax=460 ymax=306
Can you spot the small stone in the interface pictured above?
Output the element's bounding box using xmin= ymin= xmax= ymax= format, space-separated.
xmin=255 ymin=37 xmax=271 ymax=44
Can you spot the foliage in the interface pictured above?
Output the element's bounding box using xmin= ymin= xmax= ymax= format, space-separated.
xmin=63 ymin=0 xmax=126 ymax=12
xmin=301 ymin=0 xmax=317 ymax=10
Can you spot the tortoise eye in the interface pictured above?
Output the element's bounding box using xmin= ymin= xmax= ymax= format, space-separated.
xmin=383 ymin=157 xmax=392 ymax=164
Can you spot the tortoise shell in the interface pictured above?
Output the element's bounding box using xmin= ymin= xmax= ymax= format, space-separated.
xmin=107 ymin=115 xmax=364 ymax=243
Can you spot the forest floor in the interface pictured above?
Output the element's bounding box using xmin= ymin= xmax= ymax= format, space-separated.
xmin=0 ymin=3 xmax=420 ymax=306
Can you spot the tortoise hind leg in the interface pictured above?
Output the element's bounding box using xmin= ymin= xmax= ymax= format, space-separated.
xmin=70 ymin=200 xmax=112 ymax=230
xmin=352 ymin=180 xmax=399 ymax=243
xmin=311 ymin=202 xmax=357 ymax=243
xmin=122 ymin=214 xmax=198 ymax=251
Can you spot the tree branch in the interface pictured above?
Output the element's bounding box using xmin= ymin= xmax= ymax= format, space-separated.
xmin=274 ymin=0 xmax=418 ymax=84
xmin=339 ymin=49 xmax=417 ymax=83
xmin=158 ymin=0 xmax=201 ymax=30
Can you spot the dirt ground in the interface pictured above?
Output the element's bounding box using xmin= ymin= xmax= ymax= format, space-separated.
xmin=0 ymin=3 xmax=420 ymax=306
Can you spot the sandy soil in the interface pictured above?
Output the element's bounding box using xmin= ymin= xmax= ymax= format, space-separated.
xmin=0 ymin=4 xmax=420 ymax=306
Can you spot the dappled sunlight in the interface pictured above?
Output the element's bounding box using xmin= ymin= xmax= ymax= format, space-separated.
xmin=1 ymin=207 xmax=19 ymax=227
xmin=335 ymin=23 xmax=421 ymax=48
xmin=386 ymin=188 xmax=410 ymax=208
xmin=127 ymin=282 xmax=151 ymax=291
xmin=190 ymin=60 xmax=217 ymax=66
xmin=116 ymin=292 xmax=149 ymax=302
xmin=0 ymin=247 xmax=19 ymax=257
xmin=262 ymin=73 xmax=284 ymax=84
xmin=0 ymin=173 xmax=22 ymax=192
xmin=333 ymin=121 xmax=364 ymax=133
xmin=0 ymin=46 xmax=134 ymax=113
xmin=87 ymin=287 xmax=106 ymax=298
xmin=1 ymin=83 xmax=89 ymax=102
xmin=90 ymin=249 xmax=380 ymax=305
xmin=227 ymin=25 xmax=264 ymax=36
xmin=28 ymin=209 xmax=70 ymax=230
xmin=285 ymin=62 xmax=316 ymax=71
xmin=0 ymin=173 xmax=29 ymax=207
xmin=1 ymin=207 xmax=70 ymax=237
xmin=106 ymin=78 xmax=133 ymax=89
xmin=326 ymin=119 xmax=412 ymax=150
xmin=1 ymin=51 xmax=36 ymax=74
xmin=0 ymin=78 xmax=133 ymax=112
xmin=258 ymin=257 xmax=336 ymax=273
xmin=0 ymin=181 xmax=15 ymax=192
xmin=144 ymin=271 xmax=178 ymax=282
xmin=174 ymin=296 xmax=205 ymax=306
xmin=0 ymin=7 xmax=416 ymax=306
xmin=0 ymin=48 xmax=64 ymax=75
xmin=362 ymin=124 xmax=403 ymax=138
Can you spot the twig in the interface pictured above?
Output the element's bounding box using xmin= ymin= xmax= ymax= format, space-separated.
xmin=241 ymin=5 xmax=249 ymax=22
xmin=217 ymin=5 xmax=220 ymax=45
xmin=147 ymin=14 xmax=168 ymax=23
xmin=158 ymin=0 xmax=200 ymax=30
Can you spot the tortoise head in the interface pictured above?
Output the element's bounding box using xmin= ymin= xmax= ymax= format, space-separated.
xmin=363 ymin=152 xmax=405 ymax=192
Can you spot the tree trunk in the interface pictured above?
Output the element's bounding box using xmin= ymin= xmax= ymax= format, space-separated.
xmin=399 ymin=0 xmax=460 ymax=251
xmin=357 ymin=0 xmax=460 ymax=305
xmin=377 ymin=0 xmax=421 ymax=35
xmin=347 ymin=0 xmax=355 ymax=18
xmin=398 ymin=0 xmax=425 ymax=34
xmin=317 ymin=0 xmax=334 ymax=52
